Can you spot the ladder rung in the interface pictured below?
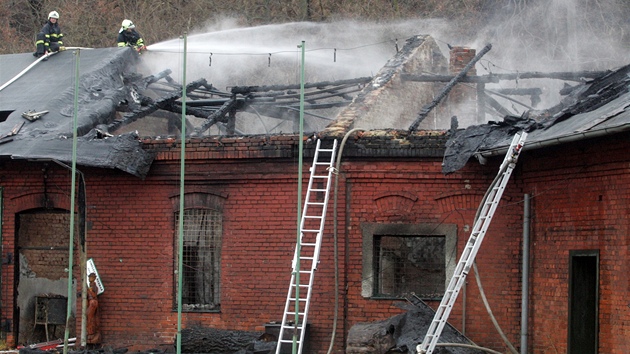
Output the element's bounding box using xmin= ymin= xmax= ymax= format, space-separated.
xmin=301 ymin=242 xmax=316 ymax=247
xmin=290 ymin=285 xmax=309 ymax=289
xmin=285 ymin=311 xmax=306 ymax=316
xmin=304 ymin=215 xmax=323 ymax=219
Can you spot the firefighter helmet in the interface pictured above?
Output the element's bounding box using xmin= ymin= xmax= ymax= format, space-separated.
xmin=48 ymin=11 xmax=59 ymax=19
xmin=121 ymin=19 xmax=135 ymax=30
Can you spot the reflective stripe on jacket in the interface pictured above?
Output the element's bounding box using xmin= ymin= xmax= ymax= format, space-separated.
xmin=117 ymin=29 xmax=144 ymax=48
xmin=39 ymin=21 xmax=64 ymax=47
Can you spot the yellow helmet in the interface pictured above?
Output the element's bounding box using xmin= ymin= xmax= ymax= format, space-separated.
xmin=48 ymin=11 xmax=59 ymax=19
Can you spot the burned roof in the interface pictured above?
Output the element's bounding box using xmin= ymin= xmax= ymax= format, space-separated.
xmin=0 ymin=35 xmax=446 ymax=178
xmin=3 ymin=38 xmax=629 ymax=178
xmin=0 ymin=47 xmax=154 ymax=178
xmin=442 ymin=64 xmax=630 ymax=173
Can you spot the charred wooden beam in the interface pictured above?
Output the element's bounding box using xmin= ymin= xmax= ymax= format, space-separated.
xmin=230 ymin=77 xmax=372 ymax=94
xmin=185 ymin=98 xmax=248 ymax=107
xmin=191 ymin=98 xmax=239 ymax=136
xmin=109 ymin=79 xmax=206 ymax=131
xmin=491 ymin=87 xmax=542 ymax=107
xmin=253 ymin=83 xmax=363 ymax=101
xmin=409 ymin=43 xmax=492 ymax=132
xmin=485 ymin=94 xmax=515 ymax=117
xmin=142 ymin=69 xmax=173 ymax=88
xmin=402 ymin=70 xmax=608 ymax=83
xmin=485 ymin=88 xmax=533 ymax=110
xmin=402 ymin=74 xmax=499 ymax=83
xmin=494 ymin=88 xmax=542 ymax=96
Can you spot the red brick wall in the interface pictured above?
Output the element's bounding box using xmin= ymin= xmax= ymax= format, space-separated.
xmin=0 ymin=133 xmax=627 ymax=353
xmin=519 ymin=134 xmax=630 ymax=354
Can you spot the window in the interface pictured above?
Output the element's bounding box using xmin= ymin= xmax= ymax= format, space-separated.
xmin=362 ymin=223 xmax=457 ymax=300
xmin=375 ymin=235 xmax=445 ymax=298
xmin=175 ymin=208 xmax=222 ymax=311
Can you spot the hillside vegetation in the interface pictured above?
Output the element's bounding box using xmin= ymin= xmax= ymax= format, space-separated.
xmin=2 ymin=0 xmax=630 ymax=72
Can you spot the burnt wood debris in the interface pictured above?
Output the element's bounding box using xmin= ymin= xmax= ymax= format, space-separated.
xmin=115 ymin=65 xmax=606 ymax=139
xmin=113 ymin=69 xmax=372 ymax=136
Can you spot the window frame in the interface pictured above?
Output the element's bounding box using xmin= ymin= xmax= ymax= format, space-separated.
xmin=361 ymin=223 xmax=457 ymax=300
xmin=170 ymin=190 xmax=226 ymax=312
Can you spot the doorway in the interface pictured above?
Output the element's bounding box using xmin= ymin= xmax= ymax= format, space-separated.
xmin=567 ymin=250 xmax=599 ymax=354
xmin=14 ymin=210 xmax=76 ymax=345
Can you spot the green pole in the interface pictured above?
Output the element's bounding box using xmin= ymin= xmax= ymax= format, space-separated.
xmin=293 ymin=40 xmax=306 ymax=354
xmin=176 ymin=32 xmax=187 ymax=354
xmin=64 ymin=48 xmax=80 ymax=354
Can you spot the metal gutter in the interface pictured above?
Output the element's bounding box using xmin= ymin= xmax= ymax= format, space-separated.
xmin=476 ymin=123 xmax=630 ymax=158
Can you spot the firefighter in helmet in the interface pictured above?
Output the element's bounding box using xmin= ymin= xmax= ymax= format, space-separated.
xmin=117 ymin=19 xmax=147 ymax=53
xmin=34 ymin=11 xmax=65 ymax=58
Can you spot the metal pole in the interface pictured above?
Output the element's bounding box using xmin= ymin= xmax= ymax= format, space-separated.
xmin=293 ymin=40 xmax=306 ymax=354
xmin=176 ymin=32 xmax=187 ymax=354
xmin=521 ymin=194 xmax=531 ymax=354
xmin=64 ymin=48 xmax=80 ymax=354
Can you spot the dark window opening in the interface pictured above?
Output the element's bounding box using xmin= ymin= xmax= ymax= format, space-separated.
xmin=175 ymin=208 xmax=222 ymax=311
xmin=0 ymin=110 xmax=13 ymax=122
xmin=374 ymin=235 xmax=445 ymax=298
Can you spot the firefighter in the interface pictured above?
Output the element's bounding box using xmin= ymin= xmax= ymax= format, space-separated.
xmin=117 ymin=19 xmax=147 ymax=53
xmin=33 ymin=11 xmax=65 ymax=58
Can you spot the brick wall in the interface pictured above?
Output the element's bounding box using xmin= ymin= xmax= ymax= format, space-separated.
xmin=0 ymin=133 xmax=627 ymax=353
xmin=519 ymin=134 xmax=630 ymax=354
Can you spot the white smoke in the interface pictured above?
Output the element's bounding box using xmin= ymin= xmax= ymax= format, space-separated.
xmin=138 ymin=1 xmax=630 ymax=127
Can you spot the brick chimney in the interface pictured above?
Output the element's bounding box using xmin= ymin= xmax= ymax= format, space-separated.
xmin=446 ymin=46 xmax=480 ymax=127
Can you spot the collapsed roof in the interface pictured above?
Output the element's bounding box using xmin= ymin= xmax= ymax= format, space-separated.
xmin=0 ymin=36 xmax=443 ymax=178
xmin=442 ymin=63 xmax=630 ymax=173
xmin=0 ymin=48 xmax=154 ymax=178
xmin=2 ymin=37 xmax=629 ymax=179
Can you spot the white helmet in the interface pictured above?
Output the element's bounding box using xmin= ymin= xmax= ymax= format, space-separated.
xmin=121 ymin=19 xmax=135 ymax=30
xmin=48 ymin=11 xmax=59 ymax=19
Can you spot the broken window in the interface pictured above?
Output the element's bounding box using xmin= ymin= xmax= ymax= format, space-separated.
xmin=361 ymin=223 xmax=457 ymax=300
xmin=374 ymin=235 xmax=445 ymax=298
xmin=175 ymin=208 xmax=222 ymax=311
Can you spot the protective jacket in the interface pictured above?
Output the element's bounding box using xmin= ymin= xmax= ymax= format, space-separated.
xmin=35 ymin=20 xmax=64 ymax=55
xmin=117 ymin=29 xmax=145 ymax=49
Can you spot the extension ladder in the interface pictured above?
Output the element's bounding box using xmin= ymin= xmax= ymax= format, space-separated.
xmin=417 ymin=131 xmax=527 ymax=354
xmin=276 ymin=139 xmax=338 ymax=354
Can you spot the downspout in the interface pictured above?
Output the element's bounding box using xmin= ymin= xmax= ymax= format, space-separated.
xmin=521 ymin=194 xmax=531 ymax=354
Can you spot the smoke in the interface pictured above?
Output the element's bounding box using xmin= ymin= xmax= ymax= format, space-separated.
xmin=139 ymin=0 xmax=630 ymax=125
xmin=468 ymin=0 xmax=630 ymax=115
xmin=142 ymin=19 xmax=451 ymax=90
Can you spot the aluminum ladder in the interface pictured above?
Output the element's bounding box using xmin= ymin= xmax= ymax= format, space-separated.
xmin=417 ymin=131 xmax=527 ymax=354
xmin=276 ymin=138 xmax=338 ymax=354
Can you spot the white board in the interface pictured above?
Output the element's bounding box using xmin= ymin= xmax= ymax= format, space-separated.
xmin=86 ymin=258 xmax=105 ymax=295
